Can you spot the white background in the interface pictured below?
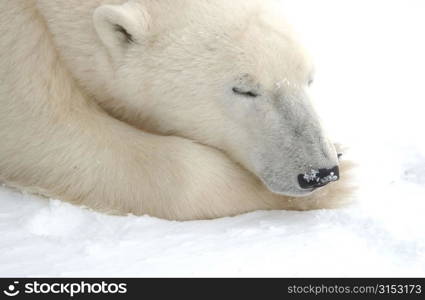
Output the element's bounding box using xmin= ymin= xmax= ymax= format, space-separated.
xmin=1 ymin=0 xmax=424 ymax=277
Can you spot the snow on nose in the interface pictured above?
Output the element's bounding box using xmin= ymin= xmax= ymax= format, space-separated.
xmin=298 ymin=166 xmax=340 ymax=189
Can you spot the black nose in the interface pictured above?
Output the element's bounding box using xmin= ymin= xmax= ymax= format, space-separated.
xmin=298 ymin=166 xmax=340 ymax=189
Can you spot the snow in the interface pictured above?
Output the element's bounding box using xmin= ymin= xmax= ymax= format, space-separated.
xmin=1 ymin=0 xmax=425 ymax=277
xmin=303 ymin=169 xmax=320 ymax=183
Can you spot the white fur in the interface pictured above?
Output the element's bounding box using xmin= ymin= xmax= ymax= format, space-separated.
xmin=0 ymin=0 xmax=354 ymax=220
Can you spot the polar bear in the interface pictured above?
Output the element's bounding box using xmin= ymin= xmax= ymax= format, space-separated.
xmin=0 ymin=0 xmax=353 ymax=220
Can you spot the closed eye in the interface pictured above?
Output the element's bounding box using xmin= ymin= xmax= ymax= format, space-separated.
xmin=232 ymin=87 xmax=259 ymax=98
xmin=308 ymin=79 xmax=314 ymax=86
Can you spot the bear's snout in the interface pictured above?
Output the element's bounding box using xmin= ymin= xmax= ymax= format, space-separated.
xmin=298 ymin=166 xmax=340 ymax=189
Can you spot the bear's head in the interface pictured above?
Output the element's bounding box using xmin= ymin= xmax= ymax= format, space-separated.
xmin=93 ymin=0 xmax=340 ymax=197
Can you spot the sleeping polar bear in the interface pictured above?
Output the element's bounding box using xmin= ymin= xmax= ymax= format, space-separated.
xmin=0 ymin=0 xmax=354 ymax=220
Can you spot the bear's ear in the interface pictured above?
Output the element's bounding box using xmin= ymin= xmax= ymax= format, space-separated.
xmin=93 ymin=2 xmax=150 ymax=57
